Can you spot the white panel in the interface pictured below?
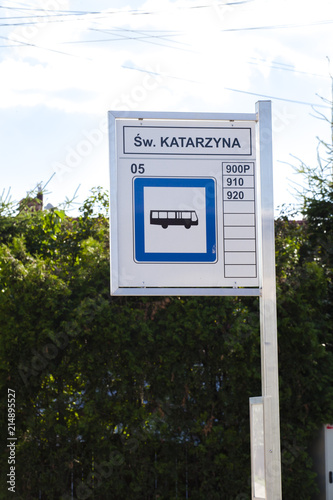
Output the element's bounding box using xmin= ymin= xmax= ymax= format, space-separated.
xmin=223 ymin=188 xmax=255 ymax=201
xmin=250 ymin=399 xmax=266 ymax=500
xmin=325 ymin=425 xmax=333 ymax=500
xmin=223 ymin=201 xmax=255 ymax=213
xmin=109 ymin=110 xmax=259 ymax=294
xmin=224 ymin=213 xmax=255 ymax=226
xmin=225 ymin=252 xmax=256 ymax=265
xmin=223 ymin=176 xmax=254 ymax=188
xmin=224 ymin=239 xmax=256 ymax=252
xmin=124 ymin=126 xmax=253 ymax=156
xmin=225 ymin=265 xmax=257 ymax=278
xmin=224 ymin=226 xmax=256 ymax=239
xmin=222 ymin=162 xmax=255 ymax=175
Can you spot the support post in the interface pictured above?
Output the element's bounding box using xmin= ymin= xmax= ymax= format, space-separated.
xmin=256 ymin=100 xmax=282 ymax=499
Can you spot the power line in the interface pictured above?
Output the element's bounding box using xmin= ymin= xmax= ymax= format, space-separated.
xmin=0 ymin=1 xmax=252 ymax=22
xmin=0 ymin=1 xmax=330 ymax=100
xmin=224 ymin=87 xmax=330 ymax=108
xmin=84 ymin=26 xmax=191 ymax=52
xmin=119 ymin=64 xmax=331 ymax=107
xmin=0 ymin=34 xmax=89 ymax=58
xmin=248 ymin=57 xmax=330 ymax=79
xmin=122 ymin=64 xmax=199 ymax=83
xmin=222 ymin=19 xmax=333 ymax=32
xmin=62 ymin=31 xmax=182 ymax=44
xmin=0 ymin=14 xmax=122 ymax=28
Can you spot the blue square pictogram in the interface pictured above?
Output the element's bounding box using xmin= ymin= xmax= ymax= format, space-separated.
xmin=133 ymin=177 xmax=217 ymax=262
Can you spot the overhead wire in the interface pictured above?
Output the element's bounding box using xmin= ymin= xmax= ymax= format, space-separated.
xmin=122 ymin=65 xmax=331 ymax=108
xmin=0 ymin=3 xmax=332 ymax=60
xmin=0 ymin=1 xmax=331 ymax=107
xmin=0 ymin=33 xmax=88 ymax=58
xmin=249 ymin=57 xmax=330 ymax=79
xmin=122 ymin=64 xmax=199 ymax=83
xmin=222 ymin=19 xmax=333 ymax=32
xmin=0 ymin=2 xmax=331 ymax=46
xmin=1 ymin=15 xmax=186 ymax=53
xmin=0 ymin=2 xmax=331 ymax=32
xmin=0 ymin=0 xmax=253 ymax=22
xmin=62 ymin=33 xmax=182 ymax=46
xmin=224 ymin=87 xmax=330 ymax=108
xmin=82 ymin=26 xmax=192 ymax=52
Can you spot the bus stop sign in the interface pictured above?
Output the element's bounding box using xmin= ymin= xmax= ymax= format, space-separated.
xmin=109 ymin=111 xmax=259 ymax=295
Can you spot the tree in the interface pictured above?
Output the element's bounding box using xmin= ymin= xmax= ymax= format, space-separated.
xmin=275 ymin=216 xmax=333 ymax=497
xmin=276 ymin=105 xmax=333 ymax=495
xmin=0 ymin=184 xmax=332 ymax=499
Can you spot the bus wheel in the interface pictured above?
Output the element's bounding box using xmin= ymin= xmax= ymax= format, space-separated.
xmin=162 ymin=223 xmax=168 ymax=229
xmin=184 ymin=222 xmax=191 ymax=229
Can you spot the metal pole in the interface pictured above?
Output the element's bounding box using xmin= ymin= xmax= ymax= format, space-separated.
xmin=256 ymin=100 xmax=282 ymax=499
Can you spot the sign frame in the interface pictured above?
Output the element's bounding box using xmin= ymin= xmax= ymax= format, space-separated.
xmin=109 ymin=109 xmax=261 ymax=297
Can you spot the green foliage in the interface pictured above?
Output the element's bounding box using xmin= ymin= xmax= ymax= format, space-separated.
xmin=294 ymin=138 xmax=333 ymax=269
xmin=0 ymin=183 xmax=332 ymax=499
xmin=275 ymin=213 xmax=333 ymax=497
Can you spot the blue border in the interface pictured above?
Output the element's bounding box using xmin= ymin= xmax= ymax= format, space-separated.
xmin=133 ymin=178 xmax=217 ymax=262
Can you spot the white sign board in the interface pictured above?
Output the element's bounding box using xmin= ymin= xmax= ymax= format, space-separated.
xmin=109 ymin=111 xmax=260 ymax=295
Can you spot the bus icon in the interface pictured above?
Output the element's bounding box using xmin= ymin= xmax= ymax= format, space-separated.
xmin=150 ymin=210 xmax=199 ymax=229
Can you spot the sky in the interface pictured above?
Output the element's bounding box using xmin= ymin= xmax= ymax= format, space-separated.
xmin=1 ymin=0 xmax=333 ymax=216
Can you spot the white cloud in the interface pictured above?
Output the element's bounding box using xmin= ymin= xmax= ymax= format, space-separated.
xmin=1 ymin=0 xmax=333 ymax=114
xmin=1 ymin=0 xmax=333 ymax=212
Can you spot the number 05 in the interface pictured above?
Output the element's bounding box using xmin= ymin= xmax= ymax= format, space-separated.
xmin=131 ymin=163 xmax=145 ymax=174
